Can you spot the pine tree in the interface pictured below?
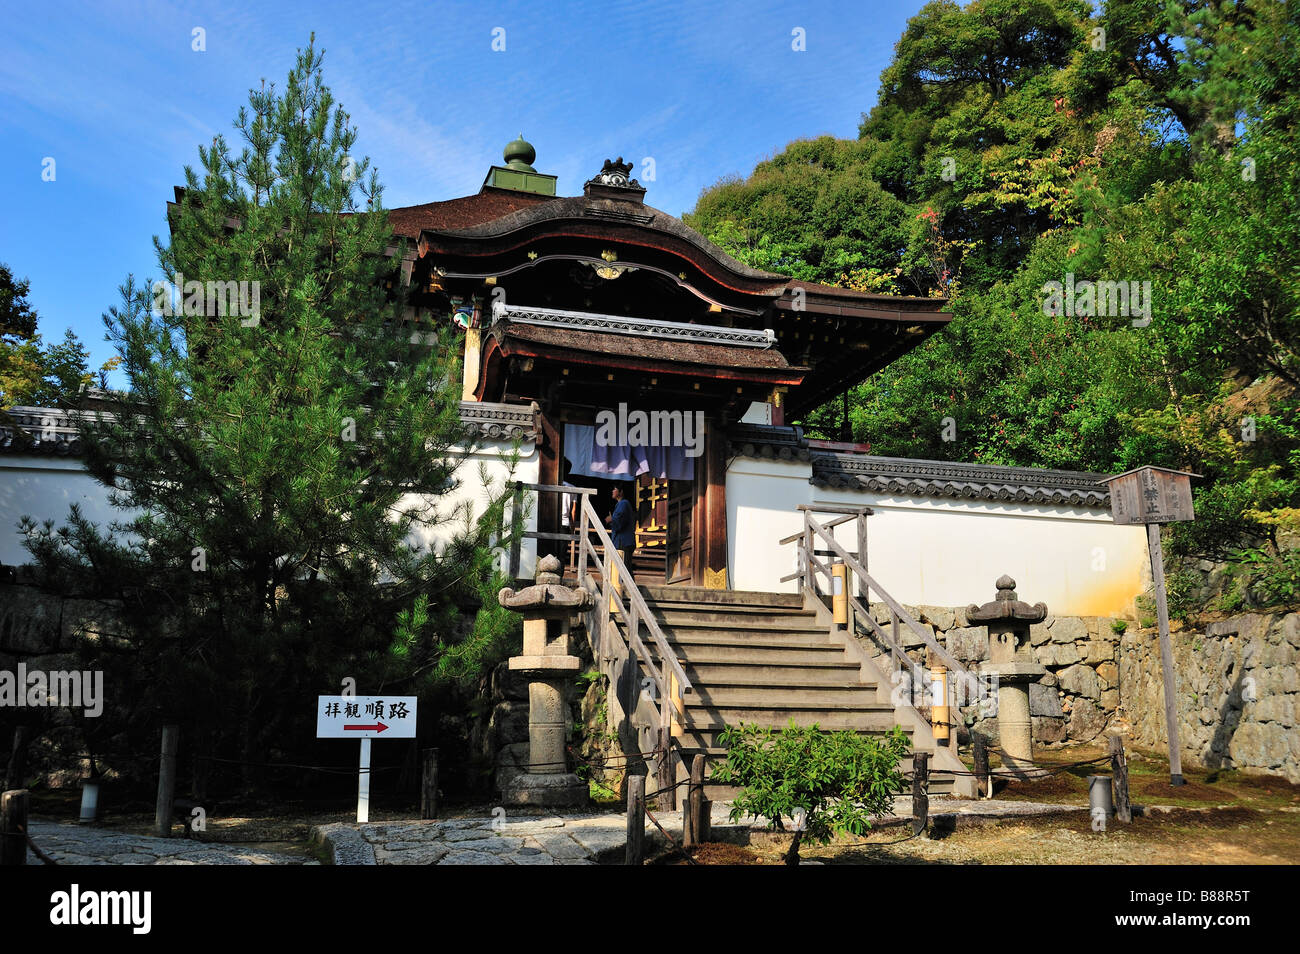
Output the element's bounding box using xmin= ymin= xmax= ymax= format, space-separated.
xmin=22 ymin=38 xmax=515 ymax=778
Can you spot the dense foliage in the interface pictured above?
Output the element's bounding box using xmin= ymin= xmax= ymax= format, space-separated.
xmin=687 ymin=0 xmax=1300 ymax=607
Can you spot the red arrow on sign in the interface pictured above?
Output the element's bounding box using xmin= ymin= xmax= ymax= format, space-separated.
xmin=344 ymin=722 xmax=388 ymax=733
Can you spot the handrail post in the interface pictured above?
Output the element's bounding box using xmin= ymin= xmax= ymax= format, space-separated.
xmin=856 ymin=509 xmax=868 ymax=597
xmin=795 ymin=512 xmax=806 ymax=595
xmin=577 ymin=498 xmax=590 ymax=587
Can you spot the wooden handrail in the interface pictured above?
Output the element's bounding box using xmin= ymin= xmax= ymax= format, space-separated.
xmin=579 ymin=496 xmax=693 ymax=701
xmin=802 ymin=511 xmax=968 ymax=678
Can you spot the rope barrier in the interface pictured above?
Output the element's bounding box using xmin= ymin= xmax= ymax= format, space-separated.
xmin=643 ymin=806 xmax=699 ymax=865
xmin=26 ymin=832 xmax=58 ymax=865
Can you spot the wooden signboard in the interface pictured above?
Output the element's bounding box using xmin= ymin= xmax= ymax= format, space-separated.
xmin=1101 ymin=465 xmax=1199 ymax=787
xmin=1106 ymin=466 xmax=1196 ymax=525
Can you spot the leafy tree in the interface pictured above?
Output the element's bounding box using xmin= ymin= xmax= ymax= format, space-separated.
xmin=0 ymin=264 xmax=111 ymax=411
xmin=710 ymin=721 xmax=910 ymax=865
xmin=21 ymin=38 xmax=517 ymax=783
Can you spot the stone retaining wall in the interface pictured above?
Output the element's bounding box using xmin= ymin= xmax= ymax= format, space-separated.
xmin=1118 ymin=612 xmax=1300 ymax=782
xmin=865 ymin=603 xmax=1300 ymax=782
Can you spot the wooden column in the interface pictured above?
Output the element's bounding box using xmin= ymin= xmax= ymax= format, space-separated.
xmin=701 ymin=418 xmax=728 ymax=589
xmin=537 ymin=411 xmax=561 ymax=562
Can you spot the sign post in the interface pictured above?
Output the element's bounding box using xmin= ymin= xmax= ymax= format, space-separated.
xmin=1101 ymin=466 xmax=1198 ymax=786
xmin=316 ymin=695 xmax=417 ymax=822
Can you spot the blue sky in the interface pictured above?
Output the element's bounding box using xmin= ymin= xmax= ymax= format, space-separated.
xmin=1 ymin=0 xmax=928 ymax=380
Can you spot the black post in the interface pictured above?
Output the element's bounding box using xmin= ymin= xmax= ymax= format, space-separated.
xmin=972 ymin=733 xmax=990 ymax=798
xmin=421 ymin=748 xmax=440 ymax=820
xmin=911 ymin=752 xmax=929 ymax=837
xmin=625 ymin=775 xmax=645 ymax=865
xmin=5 ymin=727 xmax=29 ymax=792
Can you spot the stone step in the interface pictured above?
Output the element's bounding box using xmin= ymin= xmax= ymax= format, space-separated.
xmin=655 ymin=608 xmax=816 ymax=631
xmin=646 ymin=643 xmax=850 ymax=665
xmin=658 ymin=627 xmax=836 ymax=647
xmin=686 ymin=684 xmax=879 ymax=707
xmin=640 ymin=585 xmax=805 ymax=609
xmin=680 ymin=660 xmax=867 ymax=685
xmin=647 ymin=621 xmax=826 ymax=634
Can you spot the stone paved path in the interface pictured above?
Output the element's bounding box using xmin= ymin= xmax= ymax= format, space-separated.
xmin=26 ymin=822 xmax=316 ymax=865
xmin=314 ymin=797 xmax=1086 ymax=865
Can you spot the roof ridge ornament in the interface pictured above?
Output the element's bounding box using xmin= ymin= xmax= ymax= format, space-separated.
xmin=597 ymin=157 xmax=635 ymax=186
xmin=584 ymin=156 xmax=646 ymax=204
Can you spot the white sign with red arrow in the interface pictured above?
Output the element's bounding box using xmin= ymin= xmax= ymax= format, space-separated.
xmin=316 ymin=695 xmax=418 ymax=823
xmin=316 ymin=695 xmax=417 ymax=739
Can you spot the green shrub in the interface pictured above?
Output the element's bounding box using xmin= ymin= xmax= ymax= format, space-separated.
xmin=1235 ymin=546 xmax=1300 ymax=609
xmin=710 ymin=720 xmax=910 ymax=865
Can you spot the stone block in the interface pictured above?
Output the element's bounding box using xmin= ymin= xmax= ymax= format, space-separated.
xmin=1082 ymin=639 xmax=1116 ymax=665
xmin=1101 ymin=688 xmax=1119 ymax=712
xmin=1030 ymin=622 xmax=1050 ymax=646
xmin=1228 ymin=722 xmax=1290 ymax=768
xmin=1029 ymin=682 xmax=1063 ymax=718
xmin=945 ymin=626 xmax=988 ymax=664
xmin=1049 ymin=617 xmax=1088 ymax=644
xmin=1033 ymin=716 xmax=1067 ymax=744
xmin=1057 ymin=664 xmax=1102 ymax=700
xmin=1037 ymin=642 xmax=1081 ymax=667
xmin=1283 ymin=614 xmax=1300 ymax=649
xmin=1096 ymin=661 xmax=1119 ymax=688
xmin=901 ymin=622 xmax=935 ymax=650
xmin=917 ymin=605 xmax=956 ymax=631
xmin=1066 ymin=697 xmax=1108 ymax=739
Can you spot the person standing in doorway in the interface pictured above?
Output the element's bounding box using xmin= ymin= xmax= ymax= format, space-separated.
xmin=607 ymin=483 xmax=636 ymax=568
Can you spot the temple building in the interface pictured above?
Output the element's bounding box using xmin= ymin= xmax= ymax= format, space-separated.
xmin=1 ymin=136 xmax=1148 ymax=616
xmin=374 ymin=137 xmax=1148 ymax=614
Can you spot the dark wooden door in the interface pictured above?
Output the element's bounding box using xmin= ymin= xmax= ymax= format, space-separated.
xmin=665 ymin=479 xmax=694 ymax=584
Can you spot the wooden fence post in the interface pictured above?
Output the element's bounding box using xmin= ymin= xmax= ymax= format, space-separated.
xmin=972 ymin=733 xmax=990 ymax=799
xmin=1 ymin=789 xmax=28 ymax=866
xmin=5 ymin=726 xmax=30 ymax=792
xmin=656 ymin=727 xmax=676 ymax=811
xmin=421 ymin=748 xmax=440 ymax=820
xmin=154 ymin=725 xmax=179 ymax=838
xmin=625 ymin=775 xmax=645 ymax=865
xmin=684 ymin=754 xmax=705 ymax=848
xmin=911 ymin=752 xmax=929 ymax=837
xmin=1110 ymin=735 xmax=1131 ymax=823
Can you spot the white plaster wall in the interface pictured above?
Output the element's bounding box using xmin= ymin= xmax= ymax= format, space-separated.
xmin=0 ymin=440 xmax=539 ymax=577
xmin=0 ymin=456 xmax=133 ymax=566
xmin=727 ymin=456 xmax=1150 ymax=617
xmin=396 ymin=440 xmax=540 ymax=578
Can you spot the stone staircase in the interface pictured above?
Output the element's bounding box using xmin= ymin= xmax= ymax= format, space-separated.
xmin=628 ymin=585 xmax=975 ymax=798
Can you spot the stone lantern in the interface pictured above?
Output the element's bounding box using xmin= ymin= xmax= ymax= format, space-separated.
xmin=966 ymin=575 xmax=1047 ymax=776
xmin=497 ymin=554 xmax=593 ymax=807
